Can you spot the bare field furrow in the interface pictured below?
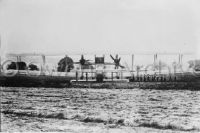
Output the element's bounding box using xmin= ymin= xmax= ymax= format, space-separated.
xmin=1 ymin=87 xmax=200 ymax=132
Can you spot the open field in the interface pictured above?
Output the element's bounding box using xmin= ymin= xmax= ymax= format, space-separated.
xmin=1 ymin=87 xmax=200 ymax=132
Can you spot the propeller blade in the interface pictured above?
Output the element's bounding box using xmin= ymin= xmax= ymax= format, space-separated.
xmin=110 ymin=55 xmax=115 ymax=61
xmin=81 ymin=55 xmax=84 ymax=59
xmin=118 ymin=57 xmax=121 ymax=62
xmin=116 ymin=54 xmax=118 ymax=59
xmin=119 ymin=64 xmax=125 ymax=68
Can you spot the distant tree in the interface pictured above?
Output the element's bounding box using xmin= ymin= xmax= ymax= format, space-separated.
xmin=188 ymin=60 xmax=200 ymax=71
xmin=7 ymin=62 xmax=27 ymax=70
xmin=28 ymin=64 xmax=39 ymax=71
xmin=154 ymin=61 xmax=168 ymax=70
xmin=136 ymin=65 xmax=143 ymax=76
xmin=57 ymin=55 xmax=74 ymax=72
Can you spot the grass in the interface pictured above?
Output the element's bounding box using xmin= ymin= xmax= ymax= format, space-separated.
xmin=2 ymin=109 xmax=68 ymax=120
xmin=138 ymin=121 xmax=199 ymax=131
xmin=72 ymin=81 xmax=200 ymax=90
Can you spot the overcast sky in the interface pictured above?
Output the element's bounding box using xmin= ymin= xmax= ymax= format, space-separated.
xmin=0 ymin=0 xmax=200 ymax=57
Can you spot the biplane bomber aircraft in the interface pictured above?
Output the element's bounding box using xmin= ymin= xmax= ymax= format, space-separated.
xmin=0 ymin=53 xmax=199 ymax=83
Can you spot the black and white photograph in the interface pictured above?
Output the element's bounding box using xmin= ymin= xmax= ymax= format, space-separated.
xmin=0 ymin=0 xmax=200 ymax=132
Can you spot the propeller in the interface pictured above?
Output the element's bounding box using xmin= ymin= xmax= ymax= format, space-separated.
xmin=110 ymin=54 xmax=125 ymax=69
xmin=79 ymin=55 xmax=91 ymax=66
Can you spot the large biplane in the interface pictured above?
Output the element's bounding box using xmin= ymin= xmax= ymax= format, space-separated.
xmin=1 ymin=52 xmax=199 ymax=86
